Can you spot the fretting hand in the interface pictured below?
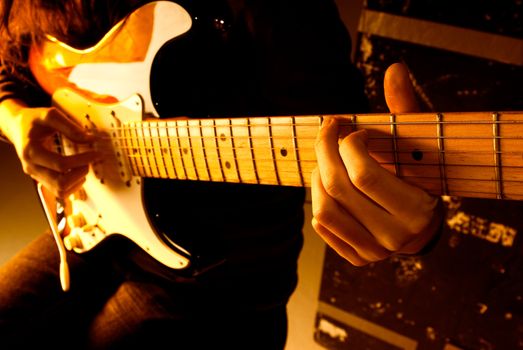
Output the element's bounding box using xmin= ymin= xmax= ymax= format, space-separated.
xmin=311 ymin=63 xmax=443 ymax=265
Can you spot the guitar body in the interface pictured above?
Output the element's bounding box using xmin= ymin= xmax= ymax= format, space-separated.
xmin=31 ymin=0 xmax=306 ymax=272
xmin=30 ymin=1 xmax=197 ymax=270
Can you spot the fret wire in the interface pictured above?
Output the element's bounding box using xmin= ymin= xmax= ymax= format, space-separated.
xmin=437 ymin=113 xmax=448 ymax=195
xmin=173 ymin=120 xmax=188 ymax=180
xmin=213 ymin=119 xmax=226 ymax=182
xmin=164 ymin=121 xmax=178 ymax=179
xmin=390 ymin=114 xmax=400 ymax=176
xmin=291 ymin=116 xmax=304 ymax=187
xmin=137 ymin=123 xmax=150 ymax=177
xmin=147 ymin=122 xmax=166 ymax=178
xmin=132 ymin=122 xmax=148 ymax=178
xmin=198 ymin=119 xmax=212 ymax=181
xmin=156 ymin=121 xmax=171 ymax=179
xmin=492 ymin=112 xmax=504 ymax=199
xmin=229 ymin=119 xmax=242 ymax=183
xmin=122 ymin=124 xmax=138 ymax=176
xmin=268 ymin=118 xmax=281 ymax=185
xmin=185 ymin=121 xmax=199 ymax=181
xmin=247 ymin=118 xmax=260 ymax=185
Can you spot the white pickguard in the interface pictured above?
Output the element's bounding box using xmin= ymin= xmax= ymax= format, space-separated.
xmin=67 ymin=1 xmax=192 ymax=117
xmin=45 ymin=1 xmax=194 ymax=270
xmin=53 ymin=89 xmax=190 ymax=269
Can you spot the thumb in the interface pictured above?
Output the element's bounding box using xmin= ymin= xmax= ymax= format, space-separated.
xmin=384 ymin=63 xmax=420 ymax=113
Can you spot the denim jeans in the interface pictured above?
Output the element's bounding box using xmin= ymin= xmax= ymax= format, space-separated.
xmin=0 ymin=232 xmax=288 ymax=349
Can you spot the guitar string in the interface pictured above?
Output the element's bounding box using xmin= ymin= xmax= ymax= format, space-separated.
xmin=123 ymin=158 xmax=523 ymax=175
xmin=117 ymin=162 xmax=523 ymax=198
xmin=92 ymin=144 xmax=523 ymax=157
xmin=95 ymin=119 xmax=523 ymax=136
xmin=114 ymin=119 xmax=523 ymax=127
xmin=114 ymin=164 xmax=523 ymax=198
xmin=125 ymin=158 xmax=523 ymax=182
xmin=97 ymin=134 xmax=523 ymax=141
xmin=126 ymin=159 xmax=523 ymax=184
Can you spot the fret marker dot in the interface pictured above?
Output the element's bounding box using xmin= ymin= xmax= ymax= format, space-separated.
xmin=225 ymin=161 xmax=231 ymax=169
xmin=220 ymin=133 xmax=226 ymax=142
xmin=280 ymin=148 xmax=288 ymax=157
xmin=183 ymin=148 xmax=188 ymax=155
xmin=412 ymin=149 xmax=423 ymax=161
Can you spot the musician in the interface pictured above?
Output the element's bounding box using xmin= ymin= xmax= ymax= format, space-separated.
xmin=0 ymin=0 xmax=441 ymax=348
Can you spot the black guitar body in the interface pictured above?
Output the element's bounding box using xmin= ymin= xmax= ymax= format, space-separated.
xmin=144 ymin=0 xmax=306 ymax=273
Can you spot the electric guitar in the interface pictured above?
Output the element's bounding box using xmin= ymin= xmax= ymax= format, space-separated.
xmin=28 ymin=1 xmax=523 ymax=290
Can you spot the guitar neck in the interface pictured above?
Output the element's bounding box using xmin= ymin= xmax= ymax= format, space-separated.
xmin=119 ymin=111 xmax=523 ymax=200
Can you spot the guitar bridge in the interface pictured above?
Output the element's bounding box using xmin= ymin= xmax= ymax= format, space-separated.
xmin=55 ymin=88 xmax=139 ymax=186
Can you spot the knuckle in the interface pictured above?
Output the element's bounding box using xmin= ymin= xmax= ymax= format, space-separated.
xmin=312 ymin=208 xmax=337 ymax=229
xmin=21 ymin=146 xmax=34 ymax=162
xmin=341 ymin=131 xmax=361 ymax=150
xmin=349 ymin=167 xmax=378 ymax=192
xmin=21 ymin=163 xmax=33 ymax=175
xmin=405 ymin=218 xmax=429 ymax=236
xmin=54 ymin=160 xmax=71 ymax=173
xmin=381 ymin=238 xmax=405 ymax=252
xmin=54 ymin=175 xmax=69 ymax=192
xmin=349 ymin=258 xmax=369 ymax=267
xmin=368 ymin=249 xmax=391 ymax=262
xmin=322 ymin=175 xmax=345 ymax=199
xmin=311 ymin=217 xmax=322 ymax=232
xmin=40 ymin=108 xmax=55 ymax=122
xmin=55 ymin=189 xmax=69 ymax=199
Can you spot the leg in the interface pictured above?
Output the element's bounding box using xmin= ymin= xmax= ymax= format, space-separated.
xmin=0 ymin=232 xmax=124 ymax=347
xmin=87 ymin=275 xmax=289 ymax=350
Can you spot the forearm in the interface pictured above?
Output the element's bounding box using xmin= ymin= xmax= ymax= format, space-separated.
xmin=0 ymin=65 xmax=20 ymax=143
xmin=0 ymin=64 xmax=48 ymax=143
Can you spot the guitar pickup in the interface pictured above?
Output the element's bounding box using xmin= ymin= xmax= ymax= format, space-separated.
xmin=54 ymin=88 xmax=140 ymax=186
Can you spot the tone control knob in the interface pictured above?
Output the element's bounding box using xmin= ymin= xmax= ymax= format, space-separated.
xmin=68 ymin=213 xmax=87 ymax=228
xmin=64 ymin=231 xmax=84 ymax=250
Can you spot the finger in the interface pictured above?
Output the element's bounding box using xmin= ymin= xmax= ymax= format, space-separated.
xmin=384 ymin=63 xmax=420 ymax=113
xmin=311 ymin=168 xmax=391 ymax=261
xmin=339 ymin=129 xmax=439 ymax=229
xmin=24 ymin=142 xmax=101 ymax=173
xmin=315 ymin=119 xmax=409 ymax=250
xmin=312 ymin=218 xmax=369 ymax=266
xmin=63 ymin=175 xmax=89 ymax=198
xmin=29 ymin=164 xmax=89 ymax=198
xmin=34 ymin=108 xmax=95 ymax=143
xmin=314 ymin=117 xmax=355 ymax=199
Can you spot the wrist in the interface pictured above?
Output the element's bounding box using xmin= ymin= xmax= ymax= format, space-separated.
xmin=0 ymin=97 xmax=27 ymax=144
xmin=396 ymin=197 xmax=445 ymax=256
